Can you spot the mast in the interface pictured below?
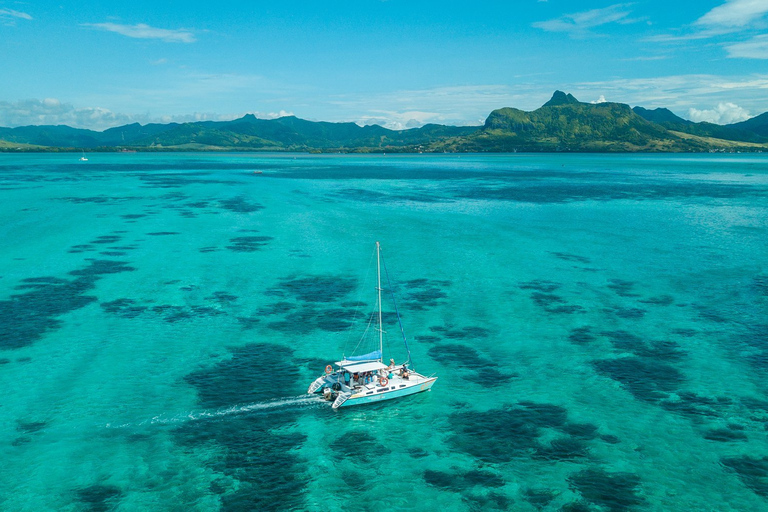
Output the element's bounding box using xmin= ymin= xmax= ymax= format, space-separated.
xmin=376 ymin=241 xmax=383 ymax=362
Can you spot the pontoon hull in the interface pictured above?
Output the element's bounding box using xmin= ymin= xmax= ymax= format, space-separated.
xmin=337 ymin=377 xmax=437 ymax=408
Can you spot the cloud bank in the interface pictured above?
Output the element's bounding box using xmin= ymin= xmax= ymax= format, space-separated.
xmin=82 ymin=23 xmax=196 ymax=43
xmin=725 ymin=34 xmax=768 ymax=58
xmin=0 ymin=8 xmax=32 ymax=25
xmin=687 ymin=102 xmax=751 ymax=124
xmin=695 ymin=0 xmax=768 ymax=29
xmin=533 ymin=3 xmax=638 ymax=37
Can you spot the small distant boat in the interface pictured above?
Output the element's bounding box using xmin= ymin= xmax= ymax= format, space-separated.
xmin=79 ymin=150 xmax=88 ymax=162
xmin=308 ymin=242 xmax=437 ymax=409
xmin=253 ymin=170 xmax=263 ymax=174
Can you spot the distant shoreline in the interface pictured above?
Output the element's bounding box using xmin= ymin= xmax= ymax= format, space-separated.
xmin=2 ymin=91 xmax=766 ymax=154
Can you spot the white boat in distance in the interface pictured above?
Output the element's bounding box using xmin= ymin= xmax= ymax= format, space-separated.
xmin=79 ymin=150 xmax=88 ymax=161
xmin=308 ymin=242 xmax=437 ymax=409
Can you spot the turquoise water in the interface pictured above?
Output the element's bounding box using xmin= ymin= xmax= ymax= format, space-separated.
xmin=1 ymin=152 xmax=767 ymax=511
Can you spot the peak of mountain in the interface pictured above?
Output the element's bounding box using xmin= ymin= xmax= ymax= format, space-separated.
xmin=633 ymin=107 xmax=691 ymax=126
xmin=728 ymin=111 xmax=768 ymax=137
xmin=543 ymin=90 xmax=581 ymax=107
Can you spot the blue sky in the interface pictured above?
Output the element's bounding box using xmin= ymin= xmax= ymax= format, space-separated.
xmin=1 ymin=0 xmax=767 ymax=130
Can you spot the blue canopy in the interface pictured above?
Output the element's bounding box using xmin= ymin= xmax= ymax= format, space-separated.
xmin=346 ymin=350 xmax=381 ymax=362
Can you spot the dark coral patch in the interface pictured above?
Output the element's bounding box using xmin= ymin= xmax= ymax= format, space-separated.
xmin=534 ymin=437 xmax=590 ymax=461
xmin=75 ymin=484 xmax=122 ymax=512
xmin=218 ymin=196 xmax=264 ymax=213
xmin=568 ymin=327 xmax=595 ymax=345
xmin=639 ymin=295 xmax=674 ymax=306
xmin=237 ymin=317 xmax=260 ymax=330
xmin=267 ymin=306 xmax=357 ymax=334
xmin=184 ymin=343 xmax=297 ymax=408
xmin=0 ymin=260 xmax=135 ymax=350
xmin=601 ymin=331 xmax=686 ymax=361
xmin=449 ymin=402 xmax=575 ymax=463
xmin=397 ymin=278 xmax=450 ymax=311
xmin=607 ymin=279 xmax=639 ymax=297
xmin=330 ymin=431 xmax=390 ymax=463
xmin=551 ymin=252 xmax=591 ymax=264
xmin=546 ymin=305 xmax=585 ymax=314
xmin=530 ymin=292 xmax=566 ymax=307
xmin=721 ymin=456 xmax=768 ymax=498
xmin=524 ymin=488 xmax=557 ymax=510
xmin=226 ymin=236 xmax=273 ymax=252
xmin=16 ymin=420 xmax=46 ymax=434
xmin=146 ymin=231 xmax=180 ymax=236
xmin=520 ymin=281 xmax=583 ymax=314
xmin=423 ymin=468 xmax=504 ymax=492
xmin=592 ymin=357 xmax=684 ymax=403
xmin=89 ymin=235 xmax=122 ymax=245
xmin=428 ymin=343 xmax=516 ymax=387
xmin=175 ymin=341 xmax=309 ymax=508
xmin=414 ymin=335 xmax=442 ymax=344
xmin=429 ymin=325 xmax=490 ymax=339
xmin=206 ymin=292 xmax=238 ymax=304
xmin=568 ymin=468 xmax=644 ymax=512
xmin=269 ymin=275 xmax=357 ymax=303
xmin=704 ymin=428 xmax=748 ymax=442
xmin=256 ymin=302 xmax=295 ymax=316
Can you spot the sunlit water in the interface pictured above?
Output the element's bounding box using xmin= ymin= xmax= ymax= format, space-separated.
xmin=1 ymin=152 xmax=767 ymax=511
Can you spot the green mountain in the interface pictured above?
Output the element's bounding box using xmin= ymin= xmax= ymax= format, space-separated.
xmin=632 ymin=107 xmax=691 ymax=126
xmin=632 ymin=106 xmax=766 ymax=143
xmin=729 ymin=112 xmax=768 ymax=137
xmin=439 ymin=93 xmax=700 ymax=152
xmin=1 ymin=91 xmax=766 ymax=153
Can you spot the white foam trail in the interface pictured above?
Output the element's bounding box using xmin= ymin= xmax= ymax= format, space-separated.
xmin=104 ymin=395 xmax=323 ymax=429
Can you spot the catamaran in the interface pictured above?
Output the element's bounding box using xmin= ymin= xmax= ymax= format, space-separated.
xmin=307 ymin=242 xmax=437 ymax=409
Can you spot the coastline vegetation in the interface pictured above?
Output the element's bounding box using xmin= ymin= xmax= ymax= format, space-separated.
xmin=1 ymin=92 xmax=766 ymax=154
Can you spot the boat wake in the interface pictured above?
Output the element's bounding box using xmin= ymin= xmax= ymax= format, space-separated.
xmin=104 ymin=395 xmax=322 ymax=429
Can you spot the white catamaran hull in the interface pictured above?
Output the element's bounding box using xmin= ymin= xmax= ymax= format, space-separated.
xmin=337 ymin=377 xmax=437 ymax=408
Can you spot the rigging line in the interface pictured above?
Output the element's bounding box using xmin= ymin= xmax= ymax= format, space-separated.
xmin=381 ymin=248 xmax=414 ymax=368
xmin=349 ymin=306 xmax=376 ymax=357
xmin=342 ymin=245 xmax=376 ymax=357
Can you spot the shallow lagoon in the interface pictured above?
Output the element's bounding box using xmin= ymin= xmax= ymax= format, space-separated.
xmin=1 ymin=152 xmax=767 ymax=511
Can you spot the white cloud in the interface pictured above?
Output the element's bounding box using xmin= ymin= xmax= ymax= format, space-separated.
xmin=696 ymin=0 xmax=768 ymax=29
xmin=356 ymin=110 xmax=448 ymax=130
xmin=532 ymin=3 xmax=638 ymax=37
xmin=591 ymin=95 xmax=608 ymax=104
xmin=687 ymin=102 xmax=751 ymax=124
xmin=243 ymin=110 xmax=294 ymax=120
xmin=82 ymin=23 xmax=196 ymax=43
xmin=0 ymin=8 xmax=32 ymax=25
xmin=725 ymin=34 xmax=768 ymax=58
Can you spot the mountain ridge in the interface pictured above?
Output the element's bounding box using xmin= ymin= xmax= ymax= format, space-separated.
xmin=1 ymin=91 xmax=766 ymax=153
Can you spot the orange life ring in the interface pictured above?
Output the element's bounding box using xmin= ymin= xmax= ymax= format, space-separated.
xmin=325 ymin=365 xmax=333 ymax=374
xmin=379 ymin=377 xmax=389 ymax=387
